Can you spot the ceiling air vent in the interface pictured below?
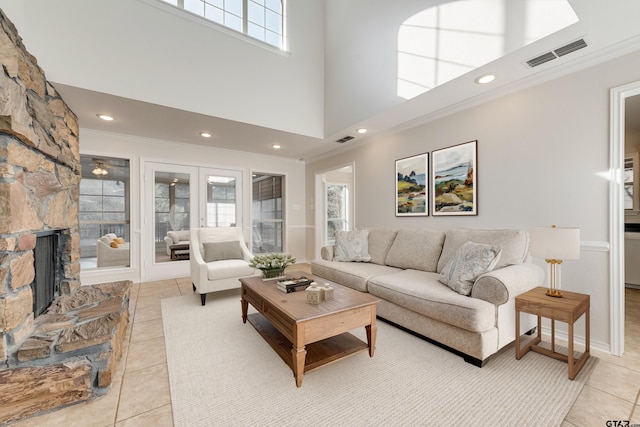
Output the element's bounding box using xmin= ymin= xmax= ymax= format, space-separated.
xmin=525 ymin=37 xmax=588 ymax=68
xmin=526 ymin=52 xmax=557 ymax=68
xmin=335 ymin=135 xmax=354 ymax=144
xmin=554 ymin=38 xmax=588 ymax=57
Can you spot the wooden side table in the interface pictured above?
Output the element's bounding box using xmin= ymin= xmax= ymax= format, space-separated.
xmin=515 ymin=286 xmax=590 ymax=380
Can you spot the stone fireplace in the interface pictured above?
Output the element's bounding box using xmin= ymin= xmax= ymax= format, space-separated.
xmin=0 ymin=9 xmax=130 ymax=424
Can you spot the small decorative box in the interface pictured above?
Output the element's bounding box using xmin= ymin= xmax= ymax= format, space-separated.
xmin=322 ymin=283 xmax=334 ymax=301
xmin=305 ymin=282 xmax=321 ymax=304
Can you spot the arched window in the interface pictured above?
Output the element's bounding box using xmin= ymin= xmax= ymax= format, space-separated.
xmin=161 ymin=0 xmax=285 ymax=49
xmin=397 ymin=0 xmax=578 ymax=99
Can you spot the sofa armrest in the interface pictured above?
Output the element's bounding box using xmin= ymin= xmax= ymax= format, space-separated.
xmin=471 ymin=263 xmax=545 ymax=306
xmin=320 ymin=245 xmax=335 ymax=261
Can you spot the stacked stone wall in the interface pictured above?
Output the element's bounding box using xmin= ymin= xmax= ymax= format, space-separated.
xmin=0 ymin=9 xmax=129 ymax=423
xmin=0 ymin=8 xmax=80 ymax=363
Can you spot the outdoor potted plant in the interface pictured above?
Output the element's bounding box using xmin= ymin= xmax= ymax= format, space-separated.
xmin=249 ymin=253 xmax=296 ymax=279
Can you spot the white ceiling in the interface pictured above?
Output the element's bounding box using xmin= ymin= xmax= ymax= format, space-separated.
xmin=51 ymin=1 xmax=640 ymax=162
xmin=57 ymin=83 xmax=330 ymax=161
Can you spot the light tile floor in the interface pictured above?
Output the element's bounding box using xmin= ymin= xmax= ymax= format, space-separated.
xmin=8 ymin=275 xmax=640 ymax=427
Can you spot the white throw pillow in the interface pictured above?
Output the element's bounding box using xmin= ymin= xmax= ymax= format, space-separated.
xmin=334 ymin=229 xmax=371 ymax=262
xmin=439 ymin=241 xmax=502 ymax=296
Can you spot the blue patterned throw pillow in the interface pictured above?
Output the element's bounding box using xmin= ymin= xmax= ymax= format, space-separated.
xmin=334 ymin=229 xmax=371 ymax=262
xmin=439 ymin=241 xmax=502 ymax=296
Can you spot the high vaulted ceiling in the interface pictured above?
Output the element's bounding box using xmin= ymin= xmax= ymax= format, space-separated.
xmin=36 ymin=1 xmax=640 ymax=161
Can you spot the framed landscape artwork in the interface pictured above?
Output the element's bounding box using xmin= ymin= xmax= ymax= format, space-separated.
xmin=396 ymin=153 xmax=428 ymax=216
xmin=431 ymin=140 xmax=477 ymax=216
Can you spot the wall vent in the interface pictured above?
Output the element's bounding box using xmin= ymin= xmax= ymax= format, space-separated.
xmin=525 ymin=38 xmax=588 ymax=68
xmin=335 ymin=135 xmax=354 ymax=143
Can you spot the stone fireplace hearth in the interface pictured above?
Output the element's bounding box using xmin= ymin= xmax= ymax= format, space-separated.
xmin=0 ymin=9 xmax=129 ymax=424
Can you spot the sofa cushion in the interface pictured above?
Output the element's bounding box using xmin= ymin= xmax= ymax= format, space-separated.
xmin=384 ymin=229 xmax=445 ymax=272
xmin=203 ymin=241 xmax=243 ymax=262
xmin=439 ymin=241 xmax=502 ymax=296
xmin=206 ymin=259 xmax=255 ymax=281
xmin=334 ymin=229 xmax=371 ymax=262
xmin=311 ymin=259 xmax=402 ymax=292
xmin=437 ymin=228 xmax=529 ymax=273
xmin=368 ymin=229 xmax=398 ymax=265
xmin=368 ymin=269 xmax=496 ymax=333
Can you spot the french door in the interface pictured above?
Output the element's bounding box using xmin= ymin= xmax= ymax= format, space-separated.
xmin=199 ymin=168 xmax=243 ymax=228
xmin=143 ymin=163 xmax=243 ymax=281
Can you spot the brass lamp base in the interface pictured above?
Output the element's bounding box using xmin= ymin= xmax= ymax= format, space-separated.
xmin=545 ymin=288 xmax=563 ymax=298
xmin=545 ymin=259 xmax=564 ymax=298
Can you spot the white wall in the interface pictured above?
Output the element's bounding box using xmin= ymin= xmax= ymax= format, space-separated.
xmin=0 ymin=0 xmax=325 ymax=138
xmin=308 ymin=49 xmax=640 ymax=353
xmin=324 ymin=0 xmax=426 ymax=135
xmin=80 ymin=129 xmax=307 ymax=285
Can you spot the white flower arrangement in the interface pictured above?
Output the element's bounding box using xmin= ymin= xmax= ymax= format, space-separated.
xmin=249 ymin=253 xmax=296 ymax=271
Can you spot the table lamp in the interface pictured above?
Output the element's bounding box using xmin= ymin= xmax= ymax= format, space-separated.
xmin=529 ymin=225 xmax=580 ymax=297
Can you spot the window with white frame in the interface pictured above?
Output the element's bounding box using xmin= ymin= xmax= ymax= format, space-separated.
xmin=252 ymin=174 xmax=284 ymax=253
xmin=79 ymin=155 xmax=131 ymax=268
xmin=160 ymin=0 xmax=285 ymax=49
xmin=326 ymin=183 xmax=349 ymax=246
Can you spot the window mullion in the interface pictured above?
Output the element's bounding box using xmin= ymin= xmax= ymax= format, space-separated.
xmin=243 ymin=0 xmax=248 ymax=34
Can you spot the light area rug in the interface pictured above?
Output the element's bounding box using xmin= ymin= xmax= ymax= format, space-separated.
xmin=161 ymin=289 xmax=597 ymax=427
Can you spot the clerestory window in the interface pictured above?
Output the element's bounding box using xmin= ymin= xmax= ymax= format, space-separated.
xmin=160 ymin=0 xmax=285 ymax=49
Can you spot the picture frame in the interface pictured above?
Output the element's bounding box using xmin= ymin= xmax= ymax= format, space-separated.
xmin=396 ymin=152 xmax=429 ymax=216
xmin=431 ymin=140 xmax=477 ymax=216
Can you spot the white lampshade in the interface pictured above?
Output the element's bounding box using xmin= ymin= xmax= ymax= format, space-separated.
xmin=529 ymin=226 xmax=581 ymax=260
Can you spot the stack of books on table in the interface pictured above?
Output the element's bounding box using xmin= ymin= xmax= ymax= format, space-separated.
xmin=276 ymin=277 xmax=313 ymax=293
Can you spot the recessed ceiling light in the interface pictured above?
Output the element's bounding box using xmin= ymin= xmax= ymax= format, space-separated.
xmin=97 ymin=114 xmax=114 ymax=121
xmin=356 ymin=128 xmax=368 ymax=134
xmin=271 ymin=144 xmax=281 ymax=149
xmin=475 ymin=74 xmax=496 ymax=84
xmin=199 ymin=132 xmax=212 ymax=138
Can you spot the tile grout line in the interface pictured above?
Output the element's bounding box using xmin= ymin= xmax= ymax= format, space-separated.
xmin=629 ymin=387 xmax=640 ymax=421
xmin=112 ymin=287 xmax=139 ymax=426
xmin=112 ymin=280 xmax=177 ymax=425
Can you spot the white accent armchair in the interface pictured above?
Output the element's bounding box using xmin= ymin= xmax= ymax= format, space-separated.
xmin=190 ymin=227 xmax=260 ymax=306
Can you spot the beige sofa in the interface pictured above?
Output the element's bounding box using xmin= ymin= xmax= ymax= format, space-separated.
xmin=311 ymin=228 xmax=544 ymax=366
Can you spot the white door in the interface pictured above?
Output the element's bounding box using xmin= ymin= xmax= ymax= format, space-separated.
xmin=143 ymin=162 xmax=199 ymax=281
xmin=199 ymin=168 xmax=243 ymax=229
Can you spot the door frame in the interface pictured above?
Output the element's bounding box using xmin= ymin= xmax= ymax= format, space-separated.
xmin=610 ymin=80 xmax=640 ymax=356
xmin=314 ymin=162 xmax=355 ymax=259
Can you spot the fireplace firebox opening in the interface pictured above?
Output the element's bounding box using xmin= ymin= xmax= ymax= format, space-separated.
xmin=31 ymin=230 xmax=63 ymax=317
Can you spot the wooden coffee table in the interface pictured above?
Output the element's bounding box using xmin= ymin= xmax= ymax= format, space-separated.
xmin=240 ymin=272 xmax=380 ymax=387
